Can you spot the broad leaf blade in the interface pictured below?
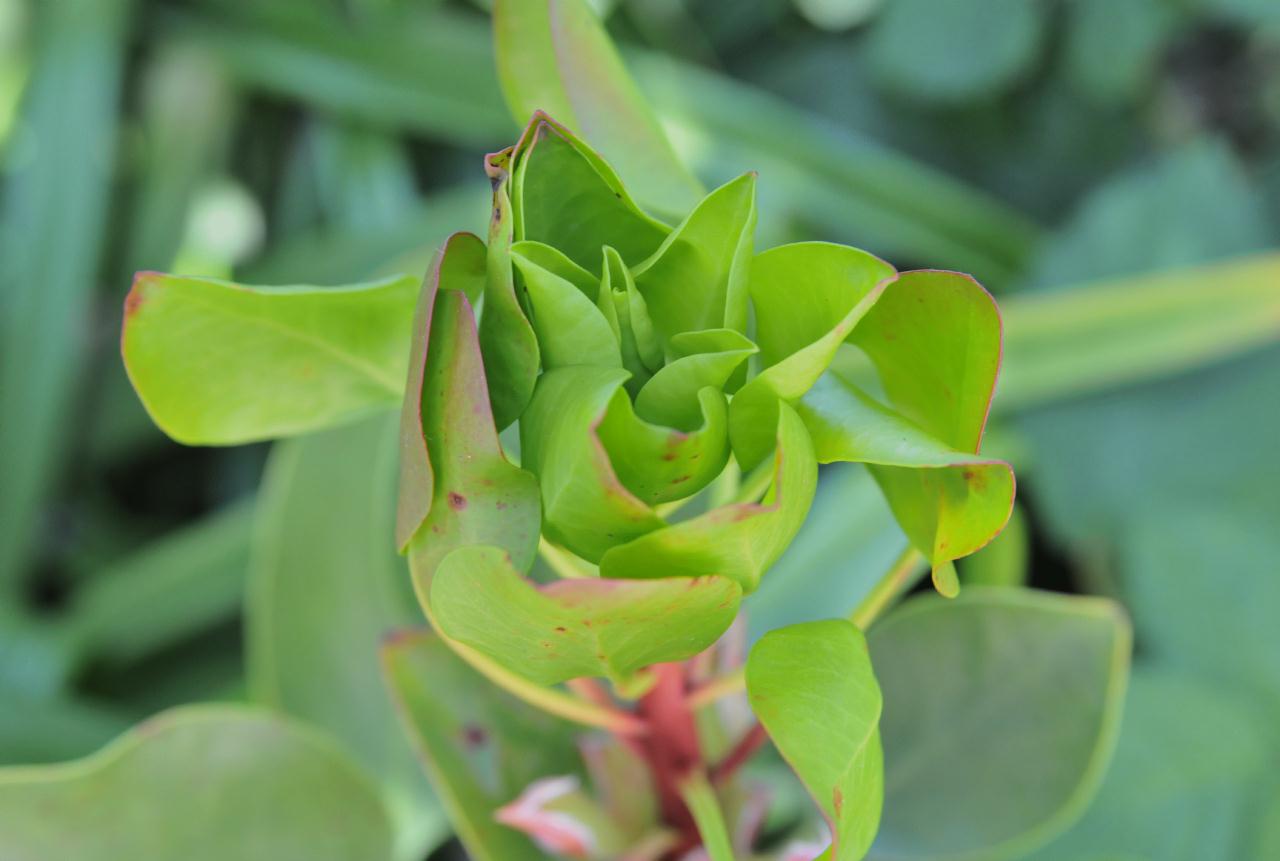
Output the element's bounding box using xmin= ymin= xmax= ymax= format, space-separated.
xmin=122 ymin=272 xmax=418 ymax=445
xmin=248 ymin=415 xmax=444 ymax=860
xmin=382 ymin=630 xmax=583 ymax=861
xmin=868 ymin=589 xmax=1131 ymax=861
xmin=747 ymin=620 xmax=884 ymax=861
xmin=431 ymin=545 xmax=741 ymax=687
xmin=493 ymin=0 xmax=702 ymax=215
xmin=0 ymin=706 xmax=394 ymax=861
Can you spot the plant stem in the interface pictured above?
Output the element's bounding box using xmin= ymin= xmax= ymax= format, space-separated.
xmin=710 ymin=722 xmax=767 ymax=785
xmin=849 ymin=546 xmax=926 ymax=629
xmin=678 ymin=771 xmax=736 ymax=861
xmin=686 ymin=667 xmax=745 ymax=709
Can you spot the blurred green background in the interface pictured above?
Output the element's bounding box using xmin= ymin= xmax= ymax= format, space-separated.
xmin=1 ymin=0 xmax=1278 ymax=859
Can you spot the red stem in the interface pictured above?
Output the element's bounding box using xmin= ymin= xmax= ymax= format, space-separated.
xmin=635 ymin=663 xmax=703 ymax=836
xmin=709 ymin=722 xmax=767 ymax=785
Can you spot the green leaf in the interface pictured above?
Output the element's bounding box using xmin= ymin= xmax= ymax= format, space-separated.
xmin=493 ymin=0 xmax=702 ymax=215
xmin=997 ymin=252 xmax=1280 ymax=411
xmin=513 ymin=116 xmax=671 ymax=271
xmin=0 ymin=0 xmax=131 ymax=592
xmin=73 ymin=501 xmax=253 ymax=667
xmin=481 ymin=148 xmax=542 ymax=430
xmin=382 ymin=629 xmax=584 ymax=861
xmin=867 ymin=0 xmax=1047 ymax=104
xmin=511 ymin=242 xmax=621 ymax=370
xmin=599 ymin=401 xmax=817 ymax=594
xmin=0 ymin=705 xmax=393 ymax=861
xmin=634 ymin=329 xmax=756 ymax=430
xmin=248 ymin=415 xmax=445 ymax=860
xmin=431 ymin=545 xmax=741 ymax=687
xmin=797 ymin=375 xmax=1014 ymax=583
xmin=867 ymin=589 xmax=1131 ymax=861
xmin=396 ymin=233 xmax=540 ymax=585
xmin=959 ymin=503 xmax=1028 ymax=589
xmin=599 ymin=245 xmax=664 ymax=391
xmin=730 ymin=241 xmax=895 ymax=471
xmin=1022 ymin=669 xmax=1271 ymax=861
xmin=632 ymin=173 xmax=758 ymax=343
xmin=121 ymin=271 xmax=417 ymax=445
xmin=520 ymin=366 xmax=664 ymax=562
xmin=747 ymin=620 xmax=884 ymax=861
xmin=597 ymin=386 xmax=730 ymax=506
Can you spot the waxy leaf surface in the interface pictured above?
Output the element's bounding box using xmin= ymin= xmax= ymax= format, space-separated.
xmin=868 ymin=589 xmax=1131 ymax=861
xmin=396 ymin=234 xmax=540 ymax=580
xmin=599 ymin=402 xmax=817 ymax=594
xmin=383 ymin=630 xmax=582 ymax=861
xmin=520 ymin=366 xmax=663 ymax=561
xmin=513 ymin=117 xmax=670 ymax=271
xmin=632 ymin=173 xmax=758 ymax=343
xmin=493 ymin=0 xmax=702 ymax=216
xmin=747 ymin=620 xmax=884 ymax=861
xmin=0 ymin=706 xmax=393 ymax=861
xmin=798 ymin=375 xmax=1014 ymax=574
xmin=511 ymin=242 xmax=621 ymax=370
xmin=122 ymin=271 xmax=417 ymax=444
xmin=431 ymin=545 xmax=741 ymax=686
xmin=731 ymin=241 xmax=896 ymax=471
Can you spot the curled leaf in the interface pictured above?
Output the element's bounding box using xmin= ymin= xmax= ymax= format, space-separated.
xmin=396 ymin=233 xmax=540 ymax=582
xmin=431 ymin=545 xmax=741 ymax=687
xmin=599 ymin=402 xmax=818 ymax=594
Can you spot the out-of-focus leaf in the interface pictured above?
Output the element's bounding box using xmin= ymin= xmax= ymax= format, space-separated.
xmin=747 ymin=620 xmax=884 ymax=861
xmin=997 ymin=252 xmax=1280 ymax=411
xmin=867 ymin=0 xmax=1047 ymax=104
xmin=248 ymin=414 xmax=444 ymax=861
xmin=382 ymin=629 xmax=583 ymax=861
xmin=0 ymin=0 xmax=132 ymax=593
xmin=0 ymin=705 xmax=394 ymax=861
xmin=794 ymin=0 xmax=882 ymax=31
xmin=493 ymin=0 xmax=702 ymax=215
xmin=180 ymin=2 xmax=510 ymax=144
xmin=1023 ymin=670 xmax=1271 ymax=861
xmin=1024 ymin=138 xmax=1272 ymax=291
xmin=600 ymin=402 xmax=817 ymax=594
xmin=1064 ymin=0 xmax=1180 ymax=107
xmin=0 ymin=698 xmax=131 ymax=767
xmin=632 ymin=172 xmax=757 ymax=341
xmin=122 ymin=272 xmax=417 ymax=445
xmin=73 ymin=501 xmax=252 ymax=666
xmin=867 ymin=589 xmax=1131 ymax=861
xmin=432 ymin=544 xmax=740 ymax=687
xmin=127 ymin=43 xmax=234 ymax=271
xmin=631 ymin=53 xmax=1041 ymax=285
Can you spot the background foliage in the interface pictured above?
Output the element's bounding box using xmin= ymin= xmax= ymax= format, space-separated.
xmin=1 ymin=0 xmax=1278 ymax=858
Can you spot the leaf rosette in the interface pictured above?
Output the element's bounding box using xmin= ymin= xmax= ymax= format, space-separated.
xmin=392 ymin=113 xmax=1014 ymax=690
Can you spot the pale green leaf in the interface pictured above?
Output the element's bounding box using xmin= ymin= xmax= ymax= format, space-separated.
xmin=493 ymin=0 xmax=702 ymax=215
xmin=747 ymin=620 xmax=884 ymax=861
xmin=0 ymin=706 xmax=393 ymax=861
xmin=431 ymin=545 xmax=740 ymax=687
xmin=122 ymin=271 xmax=417 ymax=445
xmin=382 ymin=630 xmax=583 ymax=861
xmin=868 ymin=589 xmax=1131 ymax=861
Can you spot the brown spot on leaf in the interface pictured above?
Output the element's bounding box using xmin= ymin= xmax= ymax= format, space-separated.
xmin=554 ymin=626 xmax=567 ymax=633
xmin=448 ymin=492 xmax=467 ymax=510
xmin=461 ymin=723 xmax=488 ymax=748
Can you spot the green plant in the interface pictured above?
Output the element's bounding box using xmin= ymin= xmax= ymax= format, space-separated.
xmin=7 ymin=1 xmax=1280 ymax=860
